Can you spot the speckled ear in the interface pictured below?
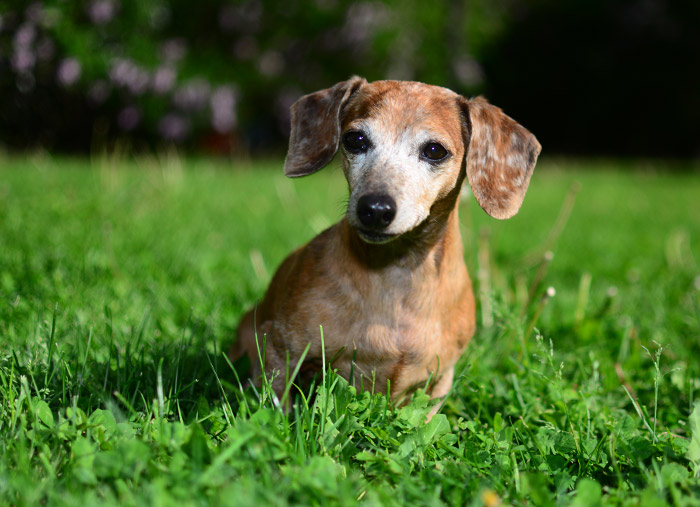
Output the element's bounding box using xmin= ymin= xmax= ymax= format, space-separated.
xmin=459 ymin=96 xmax=541 ymax=219
xmin=284 ymin=76 xmax=367 ymax=178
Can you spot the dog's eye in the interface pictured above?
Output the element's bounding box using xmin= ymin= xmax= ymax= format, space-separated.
xmin=421 ymin=142 xmax=449 ymax=162
xmin=343 ymin=131 xmax=370 ymax=153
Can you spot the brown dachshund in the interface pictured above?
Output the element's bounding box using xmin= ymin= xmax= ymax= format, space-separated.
xmin=231 ymin=77 xmax=540 ymax=410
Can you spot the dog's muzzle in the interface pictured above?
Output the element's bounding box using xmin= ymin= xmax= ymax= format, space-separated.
xmin=355 ymin=194 xmax=397 ymax=244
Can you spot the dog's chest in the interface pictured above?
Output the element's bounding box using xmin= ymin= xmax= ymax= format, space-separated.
xmin=273 ymin=220 xmax=475 ymax=397
xmin=318 ymin=269 xmax=471 ymax=394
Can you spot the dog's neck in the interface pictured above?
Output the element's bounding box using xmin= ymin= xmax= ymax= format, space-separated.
xmin=342 ymin=197 xmax=463 ymax=272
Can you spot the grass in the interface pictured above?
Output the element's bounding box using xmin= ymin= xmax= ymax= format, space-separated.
xmin=1 ymin=153 xmax=699 ymax=505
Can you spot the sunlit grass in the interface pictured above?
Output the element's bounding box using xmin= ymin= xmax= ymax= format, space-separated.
xmin=1 ymin=154 xmax=699 ymax=505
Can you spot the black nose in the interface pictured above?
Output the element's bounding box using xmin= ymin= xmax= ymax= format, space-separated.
xmin=356 ymin=194 xmax=396 ymax=229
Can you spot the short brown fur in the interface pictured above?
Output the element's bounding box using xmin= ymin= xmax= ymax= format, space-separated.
xmin=231 ymin=78 xmax=540 ymax=415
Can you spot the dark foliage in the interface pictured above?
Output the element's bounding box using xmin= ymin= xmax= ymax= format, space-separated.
xmin=0 ymin=0 xmax=697 ymax=156
xmin=481 ymin=0 xmax=700 ymax=157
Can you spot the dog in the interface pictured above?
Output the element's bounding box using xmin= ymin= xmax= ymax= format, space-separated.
xmin=231 ymin=77 xmax=540 ymax=410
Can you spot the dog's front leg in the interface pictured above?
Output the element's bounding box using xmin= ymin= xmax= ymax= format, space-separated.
xmin=426 ymin=367 xmax=454 ymax=420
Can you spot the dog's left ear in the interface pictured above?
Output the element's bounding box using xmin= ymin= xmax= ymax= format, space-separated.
xmin=284 ymin=76 xmax=367 ymax=178
xmin=459 ymin=96 xmax=541 ymax=219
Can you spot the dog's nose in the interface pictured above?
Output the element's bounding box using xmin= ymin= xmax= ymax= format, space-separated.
xmin=357 ymin=194 xmax=396 ymax=229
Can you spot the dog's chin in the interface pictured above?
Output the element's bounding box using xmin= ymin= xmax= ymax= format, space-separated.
xmin=356 ymin=228 xmax=399 ymax=245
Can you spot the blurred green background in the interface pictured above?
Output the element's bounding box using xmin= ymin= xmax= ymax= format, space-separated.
xmin=1 ymin=0 xmax=698 ymax=157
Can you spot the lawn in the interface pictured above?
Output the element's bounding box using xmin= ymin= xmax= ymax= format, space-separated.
xmin=1 ymin=154 xmax=699 ymax=505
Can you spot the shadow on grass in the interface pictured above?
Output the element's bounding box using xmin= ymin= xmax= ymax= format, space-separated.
xmin=1 ymin=307 xmax=252 ymax=425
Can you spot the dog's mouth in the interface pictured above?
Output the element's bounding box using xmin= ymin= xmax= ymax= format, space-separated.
xmin=357 ymin=229 xmax=398 ymax=244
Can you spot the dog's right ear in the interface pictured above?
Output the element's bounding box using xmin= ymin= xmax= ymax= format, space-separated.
xmin=284 ymin=76 xmax=366 ymax=178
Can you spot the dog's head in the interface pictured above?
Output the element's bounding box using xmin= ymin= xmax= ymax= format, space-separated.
xmin=284 ymin=77 xmax=541 ymax=244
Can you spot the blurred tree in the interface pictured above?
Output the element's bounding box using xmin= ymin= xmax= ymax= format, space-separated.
xmin=480 ymin=0 xmax=700 ymax=157
xmin=0 ymin=0 xmax=497 ymax=154
xmin=0 ymin=0 xmax=696 ymax=157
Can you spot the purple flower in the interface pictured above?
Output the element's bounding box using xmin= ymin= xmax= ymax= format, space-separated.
xmin=159 ymin=39 xmax=187 ymax=63
xmin=25 ymin=3 xmax=44 ymax=24
xmin=151 ymin=66 xmax=176 ymax=94
xmin=88 ymin=0 xmax=119 ymax=25
xmin=173 ymin=79 xmax=210 ymax=112
xmin=117 ymin=106 xmax=142 ymax=131
xmin=452 ymin=56 xmax=484 ymax=87
xmin=257 ymin=50 xmax=283 ymax=77
xmin=88 ymin=80 xmax=110 ymax=105
xmin=217 ymin=1 xmax=263 ymax=33
xmin=342 ymin=2 xmax=388 ymax=45
xmin=275 ymin=87 xmax=302 ymax=133
xmin=11 ymin=48 xmax=35 ymax=72
xmin=233 ymin=36 xmax=258 ymax=61
xmin=210 ymin=86 xmax=237 ymax=133
xmin=128 ymin=71 xmax=150 ymax=95
xmin=109 ymin=58 xmax=150 ymax=95
xmin=14 ymin=23 xmax=36 ymax=48
xmin=36 ymin=37 xmax=55 ymax=61
xmin=109 ymin=58 xmax=128 ymax=83
xmin=57 ymin=58 xmax=82 ymax=86
xmin=158 ymin=113 xmax=190 ymax=142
